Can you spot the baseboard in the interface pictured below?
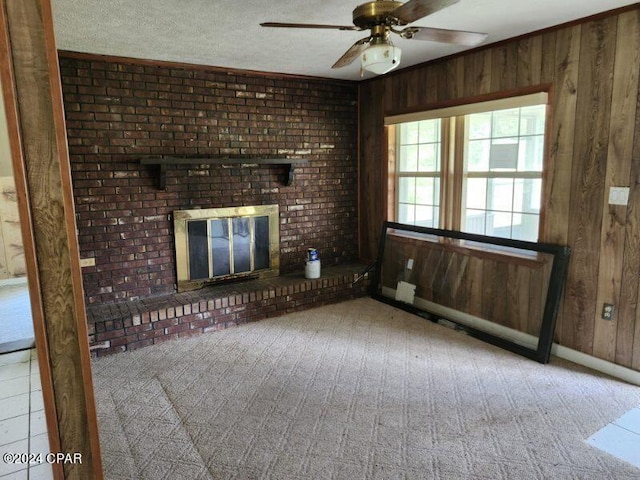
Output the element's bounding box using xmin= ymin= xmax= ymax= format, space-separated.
xmin=551 ymin=344 xmax=640 ymax=386
xmin=380 ymin=287 xmax=640 ymax=386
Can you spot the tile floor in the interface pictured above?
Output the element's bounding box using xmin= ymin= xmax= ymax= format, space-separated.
xmin=0 ymin=349 xmax=52 ymax=479
xmin=587 ymin=406 xmax=640 ymax=469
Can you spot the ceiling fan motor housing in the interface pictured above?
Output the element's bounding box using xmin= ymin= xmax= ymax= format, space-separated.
xmin=352 ymin=1 xmax=404 ymax=28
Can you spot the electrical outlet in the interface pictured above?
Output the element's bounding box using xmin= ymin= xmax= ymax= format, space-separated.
xmin=407 ymin=258 xmax=414 ymax=270
xmin=602 ymin=303 xmax=615 ymax=321
xmin=79 ymin=257 xmax=95 ymax=267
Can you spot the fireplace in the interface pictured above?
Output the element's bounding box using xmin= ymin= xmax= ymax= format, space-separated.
xmin=174 ymin=205 xmax=280 ymax=292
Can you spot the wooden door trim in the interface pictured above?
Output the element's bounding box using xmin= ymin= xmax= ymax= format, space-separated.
xmin=0 ymin=0 xmax=103 ymax=478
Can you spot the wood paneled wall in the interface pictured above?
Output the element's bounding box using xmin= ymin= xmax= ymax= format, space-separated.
xmin=358 ymin=7 xmax=640 ymax=370
xmin=381 ymin=235 xmax=552 ymax=337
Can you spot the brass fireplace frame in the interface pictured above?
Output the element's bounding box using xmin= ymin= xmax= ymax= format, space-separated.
xmin=174 ymin=205 xmax=280 ymax=292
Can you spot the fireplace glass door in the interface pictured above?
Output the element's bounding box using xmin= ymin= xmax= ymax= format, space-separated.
xmin=174 ymin=205 xmax=279 ymax=291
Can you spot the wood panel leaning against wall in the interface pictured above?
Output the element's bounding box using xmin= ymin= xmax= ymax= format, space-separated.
xmin=358 ymin=5 xmax=640 ymax=373
xmin=0 ymin=0 xmax=103 ymax=478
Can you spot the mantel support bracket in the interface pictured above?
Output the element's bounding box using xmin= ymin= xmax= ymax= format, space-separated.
xmin=286 ymin=163 xmax=295 ymax=187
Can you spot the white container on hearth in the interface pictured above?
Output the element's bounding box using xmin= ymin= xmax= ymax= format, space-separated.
xmin=305 ymin=259 xmax=321 ymax=279
xmin=305 ymin=248 xmax=321 ymax=279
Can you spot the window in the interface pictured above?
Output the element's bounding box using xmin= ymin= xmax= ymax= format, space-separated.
xmin=396 ymin=119 xmax=442 ymax=228
xmin=389 ymin=92 xmax=547 ymax=242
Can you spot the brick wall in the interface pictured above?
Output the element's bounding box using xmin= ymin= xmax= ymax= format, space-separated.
xmin=59 ymin=54 xmax=359 ymax=304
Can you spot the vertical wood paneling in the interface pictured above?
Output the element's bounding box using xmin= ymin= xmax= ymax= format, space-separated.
xmin=358 ymin=6 xmax=640 ymax=372
xmin=621 ymin=15 xmax=640 ymax=370
xmin=516 ymin=36 xmax=543 ymax=86
xmin=632 ymin=95 xmax=640 ymax=368
xmin=508 ymin=264 xmax=530 ymax=332
xmin=563 ymin=17 xmax=617 ymax=354
xmin=546 ymin=25 xmax=581 ymax=343
xmin=593 ymin=11 xmax=640 ymax=362
xmin=425 ymin=61 xmax=445 ymax=104
xmin=540 ymin=31 xmax=558 ymax=84
xmin=464 ymin=50 xmax=492 ymax=97
xmin=406 ymin=66 xmax=426 ymax=107
xmin=466 ymin=256 xmax=483 ymax=317
xmin=490 ymin=43 xmax=518 ymax=91
xmin=529 ymin=266 xmax=545 ymax=336
xmin=545 ymin=25 xmax=581 ymax=245
xmin=358 ymin=80 xmax=385 ymax=261
xmin=444 ymin=56 xmax=465 ymax=101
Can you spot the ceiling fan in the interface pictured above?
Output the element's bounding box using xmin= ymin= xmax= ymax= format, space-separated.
xmin=261 ymin=0 xmax=488 ymax=76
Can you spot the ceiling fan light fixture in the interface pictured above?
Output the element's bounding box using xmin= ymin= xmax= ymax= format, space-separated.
xmin=360 ymin=42 xmax=401 ymax=75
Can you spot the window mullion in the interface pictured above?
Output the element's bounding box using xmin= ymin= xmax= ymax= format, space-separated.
xmin=439 ymin=118 xmax=454 ymax=229
xmin=451 ymin=115 xmax=465 ymax=231
xmin=388 ymin=125 xmax=397 ymax=222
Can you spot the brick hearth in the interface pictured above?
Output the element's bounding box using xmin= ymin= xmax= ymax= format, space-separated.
xmin=87 ymin=263 xmax=370 ymax=356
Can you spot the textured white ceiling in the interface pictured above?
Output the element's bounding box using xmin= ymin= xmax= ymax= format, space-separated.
xmin=51 ymin=0 xmax=636 ymax=81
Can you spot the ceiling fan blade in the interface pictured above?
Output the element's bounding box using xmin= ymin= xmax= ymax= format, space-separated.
xmin=405 ymin=26 xmax=487 ymax=45
xmin=261 ymin=22 xmax=359 ymax=31
xmin=332 ymin=37 xmax=371 ymax=69
xmin=392 ymin=0 xmax=459 ymax=24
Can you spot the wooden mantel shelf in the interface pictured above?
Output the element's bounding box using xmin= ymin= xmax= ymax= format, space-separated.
xmin=140 ymin=157 xmax=310 ymax=189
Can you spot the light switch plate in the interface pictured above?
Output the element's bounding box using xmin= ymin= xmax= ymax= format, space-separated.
xmin=609 ymin=187 xmax=630 ymax=206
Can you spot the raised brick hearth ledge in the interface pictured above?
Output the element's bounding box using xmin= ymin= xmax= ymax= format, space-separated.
xmin=87 ymin=263 xmax=371 ymax=356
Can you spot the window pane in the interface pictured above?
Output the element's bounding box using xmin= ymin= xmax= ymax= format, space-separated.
xmin=398 ymin=177 xmax=415 ymax=203
xmin=254 ymin=216 xmax=270 ymax=270
xmin=467 ymin=139 xmax=490 ymax=171
xmin=232 ymin=217 xmax=251 ymax=273
xmin=399 ymin=145 xmax=418 ymax=172
xmin=398 ymin=203 xmax=415 ymax=224
xmin=187 ymin=220 xmax=209 ymax=280
xmin=513 ymin=178 xmax=542 ymax=214
xmin=415 ymin=177 xmax=435 ymax=205
xmin=415 ymin=205 xmax=436 ymax=228
xmin=518 ymin=135 xmax=544 ymax=171
xmin=519 ymin=105 xmax=546 ymax=135
xmin=400 ymin=121 xmax=420 ymax=144
xmin=489 ymin=139 xmax=518 ymax=171
xmin=418 ymin=119 xmax=439 ymax=143
xmin=464 ymin=209 xmax=486 ymax=235
xmin=492 ymin=108 xmax=520 ymax=138
xmin=488 ymin=178 xmax=513 ymax=211
xmin=211 ymin=219 xmax=230 ymax=277
xmin=468 ymin=112 xmax=491 ymax=140
xmin=466 ymin=178 xmax=487 ymax=210
xmin=512 ymin=213 xmax=540 ymax=241
xmin=486 ymin=211 xmax=512 ymax=238
xmin=418 ymin=144 xmax=439 ymax=172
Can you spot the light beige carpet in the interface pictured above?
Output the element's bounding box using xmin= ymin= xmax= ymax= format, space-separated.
xmin=92 ymin=298 xmax=640 ymax=479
